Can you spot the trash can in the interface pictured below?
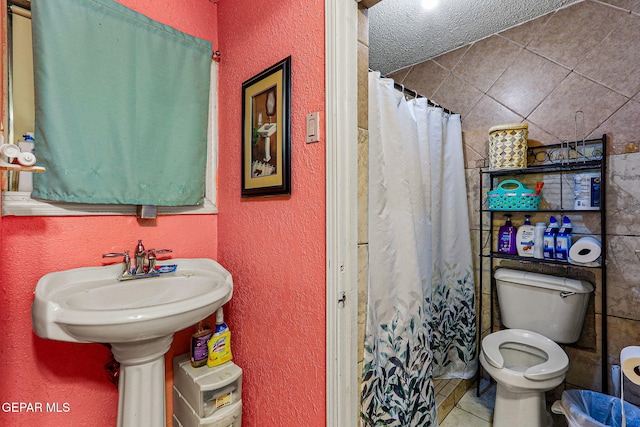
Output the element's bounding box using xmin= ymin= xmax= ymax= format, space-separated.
xmin=552 ymin=390 xmax=640 ymax=427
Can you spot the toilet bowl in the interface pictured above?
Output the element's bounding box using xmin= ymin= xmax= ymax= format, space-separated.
xmin=480 ymin=268 xmax=593 ymax=427
xmin=480 ymin=329 xmax=569 ymax=427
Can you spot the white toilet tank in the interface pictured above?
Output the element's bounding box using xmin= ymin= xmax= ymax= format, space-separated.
xmin=495 ymin=268 xmax=594 ymax=344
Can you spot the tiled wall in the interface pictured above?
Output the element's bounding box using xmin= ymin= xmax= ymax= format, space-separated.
xmin=357 ymin=4 xmax=369 ymax=378
xmin=388 ymin=0 xmax=640 ymax=403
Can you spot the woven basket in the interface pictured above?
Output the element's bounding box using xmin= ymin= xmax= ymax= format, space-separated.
xmin=488 ymin=123 xmax=528 ymax=169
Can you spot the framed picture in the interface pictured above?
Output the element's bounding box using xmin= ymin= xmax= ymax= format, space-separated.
xmin=241 ymin=56 xmax=291 ymax=197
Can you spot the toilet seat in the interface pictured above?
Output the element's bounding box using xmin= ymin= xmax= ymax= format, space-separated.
xmin=482 ymin=329 xmax=569 ymax=381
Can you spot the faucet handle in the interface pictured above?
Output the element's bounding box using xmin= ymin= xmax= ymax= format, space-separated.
xmin=102 ymin=250 xmax=132 ymax=277
xmin=146 ymin=249 xmax=172 ymax=272
xmin=102 ymin=250 xmax=131 ymax=260
xmin=152 ymin=249 xmax=172 ymax=255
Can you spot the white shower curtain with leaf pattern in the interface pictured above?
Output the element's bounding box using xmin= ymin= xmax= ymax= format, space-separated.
xmin=361 ymin=72 xmax=476 ymax=427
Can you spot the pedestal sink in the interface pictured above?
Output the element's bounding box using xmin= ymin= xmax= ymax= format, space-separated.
xmin=31 ymin=258 xmax=233 ymax=427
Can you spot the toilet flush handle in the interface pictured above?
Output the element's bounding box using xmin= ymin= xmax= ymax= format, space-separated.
xmin=560 ymin=291 xmax=576 ymax=298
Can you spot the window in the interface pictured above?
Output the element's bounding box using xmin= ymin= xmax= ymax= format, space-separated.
xmin=3 ymin=0 xmax=218 ymax=216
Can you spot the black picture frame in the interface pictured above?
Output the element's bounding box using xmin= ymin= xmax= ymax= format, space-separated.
xmin=241 ymin=56 xmax=291 ymax=197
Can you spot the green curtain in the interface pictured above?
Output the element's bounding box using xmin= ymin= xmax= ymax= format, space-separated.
xmin=31 ymin=0 xmax=212 ymax=206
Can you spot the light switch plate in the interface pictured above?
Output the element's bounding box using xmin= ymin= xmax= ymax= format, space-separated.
xmin=306 ymin=112 xmax=320 ymax=143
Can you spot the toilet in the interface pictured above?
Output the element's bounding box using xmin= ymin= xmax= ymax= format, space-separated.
xmin=480 ymin=268 xmax=594 ymax=427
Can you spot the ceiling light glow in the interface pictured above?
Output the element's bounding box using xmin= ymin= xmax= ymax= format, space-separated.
xmin=421 ymin=0 xmax=439 ymax=11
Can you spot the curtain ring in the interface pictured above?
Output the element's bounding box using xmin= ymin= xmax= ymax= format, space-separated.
xmin=397 ymin=84 xmax=405 ymax=106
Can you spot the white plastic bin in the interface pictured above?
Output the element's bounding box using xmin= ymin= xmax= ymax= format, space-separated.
xmin=173 ymin=386 xmax=242 ymax=427
xmin=552 ymin=390 xmax=640 ymax=427
xmin=173 ymin=353 xmax=242 ymax=418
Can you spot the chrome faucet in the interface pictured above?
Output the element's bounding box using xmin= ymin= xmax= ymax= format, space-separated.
xmin=102 ymin=250 xmax=133 ymax=279
xmin=104 ymin=241 xmax=172 ymax=281
xmin=146 ymin=248 xmax=173 ymax=273
xmin=134 ymin=239 xmax=147 ymax=276
xmin=133 ymin=240 xmax=172 ymax=276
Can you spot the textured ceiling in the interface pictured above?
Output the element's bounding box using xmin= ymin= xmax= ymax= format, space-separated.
xmin=369 ymin=0 xmax=581 ymax=75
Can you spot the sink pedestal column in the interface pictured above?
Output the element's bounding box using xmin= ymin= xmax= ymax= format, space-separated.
xmin=111 ymin=335 xmax=174 ymax=427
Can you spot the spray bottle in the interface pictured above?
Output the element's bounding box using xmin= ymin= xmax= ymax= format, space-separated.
xmin=207 ymin=307 xmax=233 ymax=368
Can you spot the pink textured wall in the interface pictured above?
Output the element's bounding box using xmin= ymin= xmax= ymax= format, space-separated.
xmin=216 ymin=1 xmax=327 ymax=425
xmin=0 ymin=1 xmax=218 ymax=426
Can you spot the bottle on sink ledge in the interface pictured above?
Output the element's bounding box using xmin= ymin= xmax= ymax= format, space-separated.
xmin=190 ymin=320 xmax=213 ymax=368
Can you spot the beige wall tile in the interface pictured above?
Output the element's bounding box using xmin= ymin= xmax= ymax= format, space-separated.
xmin=564 ymin=313 xmax=603 ymax=391
xmin=401 ymin=60 xmax=450 ymax=99
xmin=462 ymin=96 xmax=523 ymax=168
xmin=466 ymin=168 xmax=481 ymax=230
xmin=607 ymin=152 xmax=640 ymax=235
xmin=591 ymin=99 xmax=640 ymax=145
xmin=607 ymin=235 xmax=640 ymax=320
xmin=576 ymin=13 xmax=640 ymax=98
xmin=528 ymin=72 xmax=627 ymax=142
xmin=527 ymin=1 xmax=626 ymax=69
xmin=598 ymin=0 xmax=640 ymax=12
xmin=357 ymin=9 xmax=368 ymax=389
xmin=433 ymin=73 xmax=483 ymax=118
xmin=432 ymin=45 xmax=470 ymax=71
xmin=358 ymin=42 xmax=370 ymax=130
xmin=387 ymin=66 xmax=411 ymax=83
xmin=358 ymin=243 xmax=369 ymax=364
xmin=358 ymin=6 xmax=369 ymax=46
xmin=358 ymin=128 xmax=369 ymax=245
xmin=525 ymin=121 xmax=563 ymax=147
xmin=453 ymin=36 xmax=522 ymax=93
xmin=487 ymin=49 xmax=570 ymax=117
xmin=498 ymin=13 xmax=554 ymax=48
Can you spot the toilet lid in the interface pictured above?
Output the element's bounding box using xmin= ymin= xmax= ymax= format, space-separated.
xmin=482 ymin=329 xmax=569 ymax=381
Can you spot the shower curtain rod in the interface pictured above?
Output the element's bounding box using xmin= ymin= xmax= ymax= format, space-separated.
xmin=369 ymin=68 xmax=456 ymax=115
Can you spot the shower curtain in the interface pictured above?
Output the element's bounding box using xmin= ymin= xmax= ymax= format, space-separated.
xmin=361 ymin=72 xmax=476 ymax=426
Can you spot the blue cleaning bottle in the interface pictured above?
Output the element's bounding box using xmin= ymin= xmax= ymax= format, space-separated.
xmin=543 ymin=216 xmax=560 ymax=259
xmin=498 ymin=214 xmax=517 ymax=255
xmin=555 ymin=216 xmax=573 ymax=261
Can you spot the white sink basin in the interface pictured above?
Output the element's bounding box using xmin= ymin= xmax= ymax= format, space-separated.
xmin=32 ymin=258 xmax=233 ymax=344
xmin=31 ymin=258 xmax=233 ymax=427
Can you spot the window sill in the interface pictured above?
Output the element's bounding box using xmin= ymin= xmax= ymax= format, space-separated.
xmin=2 ymin=191 xmax=217 ymax=216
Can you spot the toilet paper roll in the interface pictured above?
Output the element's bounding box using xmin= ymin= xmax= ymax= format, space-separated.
xmin=621 ymin=346 xmax=640 ymax=385
xmin=568 ymin=236 xmax=602 ymax=264
xmin=17 ymin=152 xmax=36 ymax=166
xmin=0 ymin=143 xmax=20 ymax=158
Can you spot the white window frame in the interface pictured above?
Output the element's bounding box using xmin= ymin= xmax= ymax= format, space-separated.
xmin=2 ymin=4 xmax=218 ymax=216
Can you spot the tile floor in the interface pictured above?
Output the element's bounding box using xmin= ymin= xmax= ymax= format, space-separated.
xmin=440 ymin=379 xmax=569 ymax=427
xmin=440 ymin=379 xmax=495 ymax=427
xmin=433 ymin=377 xmax=474 ymax=424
